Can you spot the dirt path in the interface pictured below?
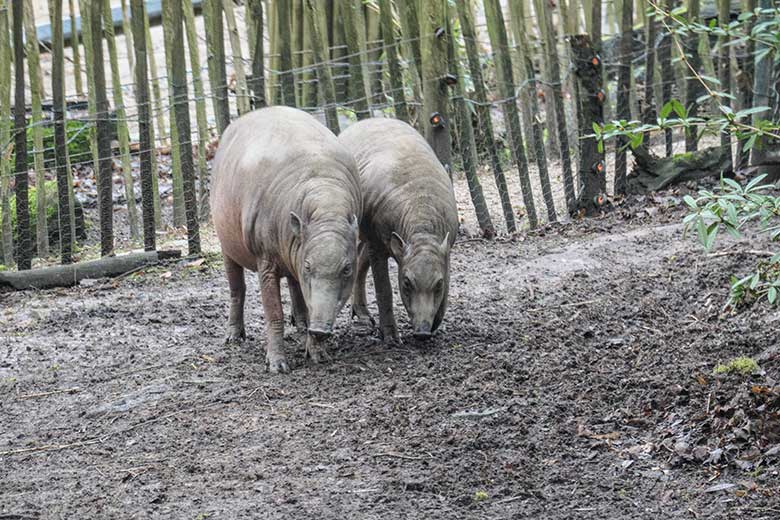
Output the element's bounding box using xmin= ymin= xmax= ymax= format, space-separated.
xmin=1 ymin=208 xmax=779 ymax=519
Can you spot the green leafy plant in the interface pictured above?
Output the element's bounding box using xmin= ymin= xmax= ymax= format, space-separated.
xmin=714 ymin=357 xmax=760 ymax=376
xmin=683 ymin=174 xmax=780 ymax=309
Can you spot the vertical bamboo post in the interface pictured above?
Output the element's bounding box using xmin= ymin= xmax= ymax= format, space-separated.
xmin=305 ymin=0 xmax=339 ymax=134
xmin=717 ymin=0 xmax=732 ymax=172
xmin=50 ymin=0 xmax=73 ymax=264
xmin=658 ymin=0 xmax=673 ymax=157
xmin=223 ymin=0 xmax=251 ymax=114
xmin=23 ymin=0 xmax=48 ymax=258
xmin=643 ymin=3 xmax=657 ymax=125
xmin=505 ymin=0 xmax=537 ymax=164
xmin=512 ymin=0 xmax=556 ymax=221
xmin=130 ymin=0 xmax=155 ymax=252
xmin=331 ymin=1 xmax=349 ymax=105
xmin=162 ymin=0 xmax=200 ymax=256
xmin=78 ymin=0 xmax=99 ymax=178
xmin=143 ymin=29 xmax=161 ymax=230
xmin=300 ymin=0 xmax=317 ymax=108
xmin=68 ymin=0 xmax=84 ymax=98
xmin=341 ymin=0 xmax=370 ymax=119
xmin=102 ymin=0 xmax=139 ymax=240
xmin=364 ymin=6 xmax=382 ymax=107
xmin=571 ymin=35 xmax=606 ymax=216
xmin=451 ymin=24 xmax=495 ymax=238
xmin=529 ymin=0 xmax=560 ymax=159
xmin=397 ymin=0 xmax=423 ymax=107
xmin=88 ymin=0 xmax=114 ymax=257
xmin=483 ymin=0 xmax=538 ymax=229
xmin=0 ymin=0 xmax=13 ymax=265
xmin=120 ymin=0 xmax=134 ymax=74
xmin=162 ymin=0 xmax=185 ymax=228
xmin=204 ymin=0 xmax=231 ymax=133
xmin=182 ymin=0 xmax=211 ymax=220
xmin=684 ymin=0 xmax=703 ymax=152
xmin=736 ymin=0 xmax=757 ymax=169
xmin=248 ymin=0 xmax=267 ymax=108
xmin=12 ymin=0 xmax=31 ymax=269
xmin=614 ymin=0 xmax=632 ymax=195
xmin=144 ymin=8 xmax=168 ymax=146
xmin=420 ymin=0 xmax=452 ymax=171
xmin=379 ymin=0 xmax=408 ymax=122
xmin=268 ymin=0 xmax=280 ymax=105
xmin=277 ymin=0 xmax=296 ymax=106
xmin=535 ymin=0 xmax=576 ymax=214
xmin=292 ymin=0 xmax=303 ymax=104
xmin=456 ymin=0 xmax=515 ymax=233
xmin=750 ymin=0 xmax=776 ymax=175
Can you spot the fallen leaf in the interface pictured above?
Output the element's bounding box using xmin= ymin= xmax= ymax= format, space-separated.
xmin=160 ymin=271 xmax=173 ymax=279
xmin=185 ymin=258 xmax=206 ymax=268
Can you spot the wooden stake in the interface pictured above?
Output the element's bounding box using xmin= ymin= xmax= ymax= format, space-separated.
xmin=162 ymin=0 xmax=200 ymax=255
xmin=223 ymin=0 xmax=251 ymax=114
xmin=130 ymin=0 xmax=155 ymax=252
xmin=341 ymin=0 xmax=370 ymax=119
xmin=305 ymin=0 xmax=339 ymax=134
xmin=0 ymin=0 xmax=13 ymax=265
xmin=50 ymin=0 xmax=73 ymax=263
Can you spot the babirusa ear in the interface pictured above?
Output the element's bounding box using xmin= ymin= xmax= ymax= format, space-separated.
xmin=290 ymin=212 xmax=304 ymax=237
xmin=440 ymin=232 xmax=451 ymax=252
xmin=389 ymin=232 xmax=406 ymax=260
xmin=350 ymin=214 xmax=359 ymax=232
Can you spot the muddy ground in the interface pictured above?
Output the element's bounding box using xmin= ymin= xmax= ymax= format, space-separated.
xmin=2 ymin=193 xmax=780 ymax=519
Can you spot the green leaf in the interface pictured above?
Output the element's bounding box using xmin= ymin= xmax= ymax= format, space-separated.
xmin=750 ymin=273 xmax=760 ymax=290
xmin=721 ymin=177 xmax=742 ymax=192
xmin=683 ymin=195 xmax=698 ymax=209
xmin=660 ymin=101 xmax=674 ymax=119
xmin=768 ymin=286 xmax=777 ymax=304
xmin=671 ymin=99 xmax=686 ymax=119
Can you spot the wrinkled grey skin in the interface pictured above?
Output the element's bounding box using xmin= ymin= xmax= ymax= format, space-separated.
xmin=211 ymin=107 xmax=362 ymax=372
xmin=339 ymin=118 xmax=459 ymax=341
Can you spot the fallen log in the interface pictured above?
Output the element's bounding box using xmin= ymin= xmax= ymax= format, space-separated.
xmin=0 ymin=250 xmax=181 ymax=291
xmin=627 ymin=145 xmax=731 ymax=193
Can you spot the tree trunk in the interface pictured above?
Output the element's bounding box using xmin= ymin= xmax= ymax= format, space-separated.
xmin=0 ymin=0 xmax=13 ymax=266
xmin=629 ymin=146 xmax=732 ymax=192
xmin=0 ymin=250 xmax=181 ymax=290
xmin=204 ymin=0 xmax=231 ymax=134
xmin=571 ymin=35 xmax=606 ymax=216
xmin=291 ymin=0 xmax=303 ymax=104
xmin=420 ymin=0 xmax=452 ymax=172
xmin=68 ymin=0 xmax=84 ymax=97
xmin=130 ymin=0 xmax=156 ymax=252
xmin=642 ymin=4 xmax=657 ymax=124
xmin=102 ymin=0 xmax=139 ymax=240
xmin=685 ymin=0 xmax=703 ymax=152
xmin=717 ymin=0 xmax=733 ymax=174
xmin=614 ymin=0 xmax=633 ymax=195
xmin=88 ymin=0 xmax=114 ymax=257
xmin=300 ymin=0 xmax=317 ymax=108
xmin=658 ymin=0 xmax=674 ymax=157
xmin=248 ymin=0 xmax=266 ymax=108
xmin=162 ymin=0 xmax=200 ymax=256
xmin=456 ymin=0 xmax=516 ymax=233
xmin=305 ymin=0 xmax=339 ymax=134
xmin=506 ymin=0 xmax=538 ymax=164
xmin=182 ymin=0 xmax=211 ymax=220
xmin=530 ymin=0 xmax=560 ymax=160
xmin=223 ymin=0 xmax=251 ymax=115
xmin=23 ymin=0 xmax=48 ymax=258
xmin=483 ymin=0 xmax=538 ymax=228
xmin=536 ymin=0 xmax=576 ymax=214
xmin=379 ymin=0 xmax=408 ymax=123
xmin=50 ymin=0 xmax=73 ymax=264
xmin=330 ymin=1 xmax=348 ymax=105
xmin=341 ymin=0 xmax=370 ymax=119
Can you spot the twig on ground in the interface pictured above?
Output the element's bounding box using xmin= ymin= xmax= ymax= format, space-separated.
xmin=526 ymin=299 xmax=602 ymax=313
xmin=707 ymin=250 xmax=773 ymax=258
xmin=373 ymin=452 xmax=430 ymax=461
xmin=17 ymin=387 xmax=80 ymax=399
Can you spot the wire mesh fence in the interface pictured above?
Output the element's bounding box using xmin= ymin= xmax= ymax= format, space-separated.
xmin=0 ymin=0 xmax=775 ymax=275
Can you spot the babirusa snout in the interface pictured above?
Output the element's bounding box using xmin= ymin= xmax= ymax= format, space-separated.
xmin=413 ymin=321 xmax=432 ymax=340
